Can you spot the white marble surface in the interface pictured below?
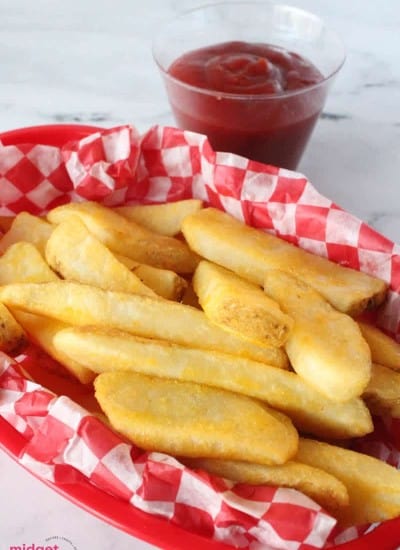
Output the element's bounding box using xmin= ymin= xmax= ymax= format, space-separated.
xmin=0 ymin=0 xmax=399 ymax=549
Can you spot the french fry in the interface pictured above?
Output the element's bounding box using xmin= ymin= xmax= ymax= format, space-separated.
xmin=94 ymin=370 xmax=298 ymax=465
xmin=193 ymin=260 xmax=293 ymax=347
xmin=47 ymin=201 xmax=199 ymax=273
xmin=132 ymin=263 xmax=187 ymax=301
xmin=0 ymin=302 xmax=27 ymax=354
xmin=13 ymin=311 xmax=94 ymax=384
xmin=113 ymin=253 xmax=137 ymax=270
xmin=0 ymin=240 xmax=93 ymax=382
xmin=358 ymin=321 xmax=400 ymax=371
xmin=0 ymin=242 xmax=58 ymax=284
xmin=181 ymin=208 xmax=387 ymax=316
xmin=114 ymin=199 xmax=203 ymax=236
xmin=53 ymin=326 xmax=373 ymax=439
xmin=0 ymin=212 xmax=53 ymax=256
xmin=184 ymin=457 xmax=349 ymax=512
xmin=45 ymin=216 xmax=156 ymax=297
xmin=296 ymin=438 xmax=400 ymax=526
xmin=264 ymin=270 xmax=372 ymax=402
xmin=0 ymin=282 xmax=288 ymax=368
xmin=115 ymin=254 xmax=187 ymax=301
xmin=363 ymin=363 xmax=400 ymax=418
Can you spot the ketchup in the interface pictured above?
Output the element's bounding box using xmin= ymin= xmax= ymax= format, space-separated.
xmin=167 ymin=41 xmax=325 ymax=169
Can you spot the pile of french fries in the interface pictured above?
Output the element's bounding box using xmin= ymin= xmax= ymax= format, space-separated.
xmin=1 ymin=199 xmax=400 ymax=529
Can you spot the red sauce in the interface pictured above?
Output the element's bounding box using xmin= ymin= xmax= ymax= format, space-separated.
xmin=167 ymin=41 xmax=326 ymax=169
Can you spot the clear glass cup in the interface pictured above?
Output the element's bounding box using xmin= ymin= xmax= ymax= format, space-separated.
xmin=153 ymin=2 xmax=345 ymax=170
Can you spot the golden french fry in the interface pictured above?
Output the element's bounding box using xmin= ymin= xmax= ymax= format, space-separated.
xmin=114 ymin=199 xmax=203 ymax=236
xmin=113 ymin=253 xmax=137 ymax=270
xmin=363 ymin=363 xmax=400 ymax=418
xmin=181 ymin=208 xmax=387 ymax=316
xmin=193 ymin=260 xmax=293 ymax=347
xmin=0 ymin=302 xmax=27 ymax=354
xmin=132 ymin=263 xmax=187 ymax=301
xmin=13 ymin=311 xmax=94 ymax=384
xmin=296 ymin=438 xmax=400 ymax=526
xmin=45 ymin=216 xmax=156 ymax=297
xmin=184 ymin=457 xmax=349 ymax=512
xmin=0 ymin=282 xmax=288 ymax=368
xmin=115 ymin=254 xmax=187 ymax=301
xmin=358 ymin=321 xmax=400 ymax=371
xmin=0 ymin=242 xmax=93 ymax=382
xmin=53 ymin=326 xmax=373 ymax=439
xmin=264 ymin=270 xmax=371 ymax=402
xmin=0 ymin=212 xmax=53 ymax=256
xmin=94 ymin=370 xmax=298 ymax=465
xmin=47 ymin=201 xmax=198 ymax=273
xmin=0 ymin=242 xmax=58 ymax=284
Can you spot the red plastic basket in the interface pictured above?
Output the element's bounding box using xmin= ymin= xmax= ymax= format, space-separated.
xmin=1 ymin=123 xmax=400 ymax=550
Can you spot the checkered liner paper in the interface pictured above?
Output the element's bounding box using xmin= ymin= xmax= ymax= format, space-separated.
xmin=1 ymin=124 xmax=400 ymax=550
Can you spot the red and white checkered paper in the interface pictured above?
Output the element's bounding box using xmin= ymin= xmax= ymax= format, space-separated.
xmin=1 ymin=124 xmax=400 ymax=550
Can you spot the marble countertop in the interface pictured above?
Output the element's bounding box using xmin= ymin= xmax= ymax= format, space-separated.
xmin=0 ymin=0 xmax=399 ymax=549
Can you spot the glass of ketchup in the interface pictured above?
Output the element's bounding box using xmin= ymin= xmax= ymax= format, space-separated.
xmin=153 ymin=2 xmax=345 ymax=170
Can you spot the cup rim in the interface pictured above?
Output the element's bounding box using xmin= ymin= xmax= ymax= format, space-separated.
xmin=152 ymin=0 xmax=346 ymax=101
